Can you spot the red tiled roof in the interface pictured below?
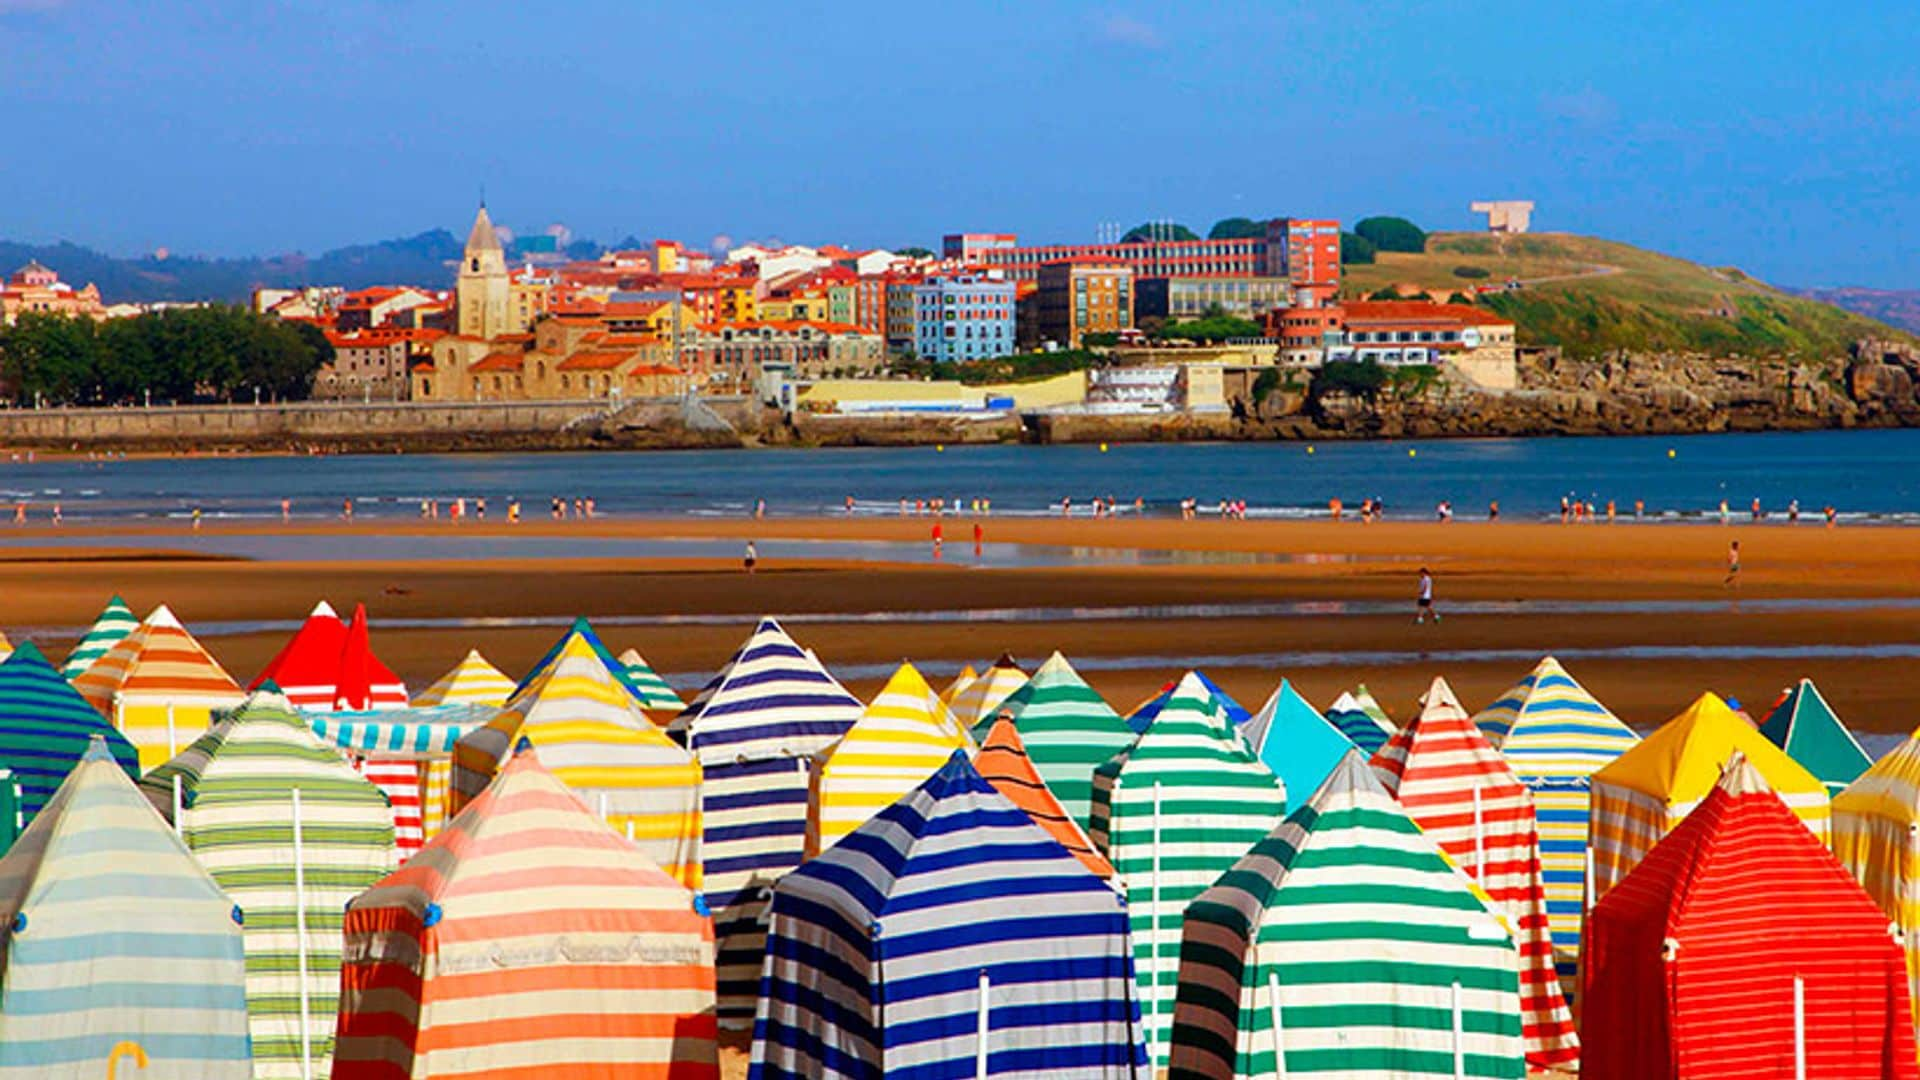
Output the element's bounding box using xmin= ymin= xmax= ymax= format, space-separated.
xmin=556 ymin=350 xmax=632 ymax=371
xmin=603 ymin=300 xmax=666 ymax=318
xmin=469 ymin=351 xmax=525 ymax=373
xmin=629 ymin=364 xmax=686 ymax=377
xmin=1341 ymin=300 xmax=1514 ymax=327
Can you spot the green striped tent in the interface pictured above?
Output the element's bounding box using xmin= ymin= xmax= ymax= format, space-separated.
xmin=141 ymin=689 xmax=394 ymax=1080
xmin=60 ymin=595 xmax=139 ymax=680
xmin=1169 ymin=751 xmax=1526 ymax=1079
xmin=616 ymin=647 xmax=685 ymax=717
xmin=1092 ymin=670 xmax=1288 ymax=1068
xmin=995 ymin=651 xmax=1138 ymax=831
xmin=0 ymin=641 xmax=140 ymax=831
xmin=0 ymin=738 xmax=252 ymax=1078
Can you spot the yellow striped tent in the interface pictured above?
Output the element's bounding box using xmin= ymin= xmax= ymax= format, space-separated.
xmin=805 ymin=662 xmax=973 ymax=857
xmin=1589 ymin=691 xmax=1829 ymax=902
xmin=940 ymin=664 xmax=979 ymax=705
xmin=410 ymin=648 xmax=515 ymax=838
xmin=450 ymin=632 xmax=703 ymax=889
xmin=1832 ymin=728 xmax=1920 ymax=1036
xmin=951 ymin=653 xmax=1028 ymax=738
xmin=71 ymin=605 xmax=246 ymax=772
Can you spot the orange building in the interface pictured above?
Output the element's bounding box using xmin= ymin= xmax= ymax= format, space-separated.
xmin=1036 ymin=257 xmax=1134 ymax=348
xmin=1 ymin=261 xmax=106 ymax=324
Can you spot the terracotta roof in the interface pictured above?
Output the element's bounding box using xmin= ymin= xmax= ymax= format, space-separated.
xmin=604 ymin=300 xmax=666 ymax=318
xmin=556 ymin=350 xmax=632 ymax=371
xmin=629 ymin=364 xmax=685 ymax=377
xmin=469 ymin=351 xmax=525 ymax=373
xmin=1340 ymin=300 xmax=1514 ymax=327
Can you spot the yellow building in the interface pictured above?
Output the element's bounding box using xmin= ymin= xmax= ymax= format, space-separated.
xmin=456 ymin=206 xmax=511 ymax=339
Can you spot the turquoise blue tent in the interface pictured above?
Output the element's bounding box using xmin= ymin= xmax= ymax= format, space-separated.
xmin=1239 ymin=679 xmax=1358 ymax=808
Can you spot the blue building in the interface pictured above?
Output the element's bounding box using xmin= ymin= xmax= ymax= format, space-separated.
xmin=913 ymin=272 xmax=1016 ymax=362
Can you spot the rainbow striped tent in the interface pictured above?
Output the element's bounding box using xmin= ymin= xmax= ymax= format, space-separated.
xmin=1324 ymin=690 xmax=1395 ymax=755
xmin=1475 ymin=656 xmax=1638 ymax=994
xmin=618 ymin=647 xmax=687 ymax=718
xmin=141 ymin=690 xmax=394 ymax=1080
xmin=73 ymin=605 xmax=246 ymax=771
xmin=993 ymin=651 xmax=1137 ymax=832
xmin=0 ymin=641 xmax=139 ymax=829
xmin=753 ymin=751 xmax=1150 ymax=1079
xmin=411 ymin=648 xmax=515 ymax=708
xmin=806 ymin=661 xmax=972 ymax=856
xmin=976 ymin=714 xmax=1113 ymax=878
xmin=0 ymin=739 xmax=252 ymax=1079
xmin=1833 ymin=728 xmax=1920 ymax=1040
xmin=59 ymin=594 xmax=138 ymax=680
xmin=1589 ymin=691 xmax=1829 ymax=902
xmin=452 ymin=632 xmax=703 ymax=889
xmin=1092 ymin=671 xmax=1288 ymax=1068
xmin=1170 ymin=752 xmax=1527 ymax=1080
xmin=954 ymin=652 xmax=1029 ymax=738
xmin=673 ymin=617 xmax=862 ymax=1028
xmin=1370 ymin=677 xmax=1578 ymax=1070
xmin=1124 ymin=671 xmax=1250 ymax=735
xmin=335 ymin=744 xmax=718 ymax=1079
xmin=1239 ymin=678 xmax=1357 ymax=811
xmin=1760 ymin=678 xmax=1873 ymax=796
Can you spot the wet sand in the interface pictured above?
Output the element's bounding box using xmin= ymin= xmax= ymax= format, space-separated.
xmin=2 ymin=516 xmax=1917 ymax=734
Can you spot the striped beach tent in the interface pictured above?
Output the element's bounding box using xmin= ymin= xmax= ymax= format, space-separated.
xmin=955 ymin=652 xmax=1029 ymax=738
xmin=1125 ymin=671 xmax=1251 ymax=735
xmin=140 ymin=689 xmax=394 ymax=1080
xmin=1092 ymin=671 xmax=1288 ymax=1068
xmin=0 ymin=641 xmax=139 ymax=830
xmin=992 ymin=651 xmax=1136 ymax=832
xmin=1477 ymin=656 xmax=1638 ymax=994
xmin=1323 ymin=690 xmax=1395 ymax=755
xmin=976 ymin=713 xmax=1113 ymax=878
xmin=309 ymin=701 xmax=494 ymax=852
xmin=1240 ymin=678 xmax=1357 ymax=812
xmin=60 ymin=594 xmax=138 ymax=680
xmin=516 ymin=616 xmax=656 ymax=708
xmin=1370 ymin=677 xmax=1578 ymax=1070
xmin=0 ymin=739 xmax=252 ymax=1079
xmin=806 ymin=661 xmax=972 ymax=856
xmin=1589 ymin=691 xmax=1829 ymax=902
xmin=1351 ymin=683 xmax=1395 ymax=725
xmin=335 ymin=743 xmax=718 ymax=1079
xmin=1830 ymin=728 xmax=1920 ymax=1038
xmin=0 ymin=775 xmax=16 ymax=853
xmin=1585 ymin=755 xmax=1915 ymax=1080
xmin=411 ymin=648 xmax=515 ymax=708
xmin=250 ymin=601 xmax=408 ymax=711
xmin=72 ymin=604 xmax=246 ymax=772
xmin=619 ymin=647 xmax=687 ymax=718
xmin=941 ymin=663 xmax=979 ymax=705
xmin=1760 ymin=678 xmax=1873 ymax=796
xmin=752 ymin=751 xmax=1150 ymax=1079
xmin=452 ymin=632 xmax=703 ymax=889
xmin=1169 ymin=752 xmax=1526 ymax=1080
xmin=0 ymin=635 xmax=9 ymax=663
xmin=673 ymin=617 xmax=862 ymax=1029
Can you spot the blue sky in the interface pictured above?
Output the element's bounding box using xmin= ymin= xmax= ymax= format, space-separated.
xmin=2 ymin=1 xmax=1916 ymax=285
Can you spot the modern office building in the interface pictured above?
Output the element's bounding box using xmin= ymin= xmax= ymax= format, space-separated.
xmin=1036 ymin=258 xmax=1133 ymax=348
xmin=1134 ymin=276 xmax=1291 ymax=322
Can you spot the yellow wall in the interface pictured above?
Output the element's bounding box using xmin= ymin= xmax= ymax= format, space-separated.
xmin=795 ymin=370 xmax=1088 ymax=410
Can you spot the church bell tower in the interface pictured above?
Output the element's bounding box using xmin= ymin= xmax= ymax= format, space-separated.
xmin=456 ymin=204 xmax=510 ymax=339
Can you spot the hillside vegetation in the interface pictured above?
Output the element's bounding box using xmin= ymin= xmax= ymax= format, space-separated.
xmin=1342 ymin=232 xmax=1906 ymax=361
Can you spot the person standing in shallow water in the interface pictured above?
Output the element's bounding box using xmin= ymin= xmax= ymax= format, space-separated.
xmin=1415 ymin=567 xmax=1440 ymax=625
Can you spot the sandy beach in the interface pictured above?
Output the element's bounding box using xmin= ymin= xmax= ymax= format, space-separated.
xmin=3 ymin=515 xmax=1917 ymax=735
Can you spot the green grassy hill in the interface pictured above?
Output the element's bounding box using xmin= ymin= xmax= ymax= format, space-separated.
xmin=1342 ymin=232 xmax=1907 ymax=361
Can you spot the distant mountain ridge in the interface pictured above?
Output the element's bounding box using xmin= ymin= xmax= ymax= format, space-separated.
xmin=0 ymin=230 xmax=466 ymax=303
xmin=1788 ymin=287 xmax=1920 ymax=335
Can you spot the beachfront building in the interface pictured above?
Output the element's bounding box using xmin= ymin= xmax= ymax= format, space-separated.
xmin=1036 ymin=257 xmax=1134 ymax=349
xmin=318 ymin=326 xmax=443 ymax=400
xmin=1262 ymin=298 xmax=1521 ymax=388
xmin=414 ymin=313 xmax=687 ymax=402
xmin=0 ymin=260 xmax=106 ymax=324
xmin=915 ymin=271 xmax=1016 ymax=362
xmin=1134 ymin=275 xmax=1292 ymax=322
xmin=681 ymin=319 xmax=886 ymax=390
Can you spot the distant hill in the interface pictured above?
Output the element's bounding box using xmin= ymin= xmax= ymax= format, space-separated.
xmin=1788 ymin=287 xmax=1920 ymax=335
xmin=1342 ymin=232 xmax=1909 ymax=361
xmin=0 ymin=230 xmax=467 ymax=304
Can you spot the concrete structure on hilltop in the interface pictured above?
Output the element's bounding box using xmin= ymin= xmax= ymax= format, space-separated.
xmin=1036 ymin=258 xmax=1133 ymax=349
xmin=915 ymin=272 xmax=1016 ymax=362
xmin=1134 ymin=276 xmax=1291 ymax=322
xmin=456 ymin=206 xmax=512 ymax=339
xmin=1264 ymin=298 xmax=1518 ymax=388
xmin=1 ymin=261 xmax=106 ymax=324
xmin=1472 ymin=200 xmax=1535 ymax=233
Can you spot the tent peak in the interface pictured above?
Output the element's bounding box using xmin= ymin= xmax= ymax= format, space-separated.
xmin=309 ymin=600 xmax=339 ymax=619
xmin=145 ymin=604 xmax=183 ymax=629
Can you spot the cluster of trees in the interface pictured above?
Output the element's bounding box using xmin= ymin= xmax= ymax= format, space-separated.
xmin=1340 ymin=216 xmax=1429 ymax=265
xmin=0 ymin=308 xmax=333 ymax=406
xmin=1152 ymin=305 xmax=1263 ymax=342
xmin=1118 ymin=218 xmax=1275 ymax=243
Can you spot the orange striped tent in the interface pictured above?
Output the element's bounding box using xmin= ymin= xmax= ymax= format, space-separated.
xmin=334 ymin=743 xmax=718 ymax=1079
xmin=72 ymin=604 xmax=245 ymax=771
xmin=975 ymin=714 xmax=1113 ymax=879
xmin=1371 ymin=676 xmax=1579 ymax=1071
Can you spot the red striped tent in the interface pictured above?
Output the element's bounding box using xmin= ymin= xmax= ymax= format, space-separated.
xmin=1584 ymin=754 xmax=1916 ymax=1080
xmin=1370 ymin=676 xmax=1578 ymax=1070
xmin=334 ymin=743 xmax=719 ymax=1079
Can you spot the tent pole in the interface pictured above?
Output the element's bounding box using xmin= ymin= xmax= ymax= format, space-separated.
xmin=1150 ymin=779 xmax=1164 ymax=1061
xmin=171 ymin=774 xmax=182 ymax=836
xmin=1793 ymin=975 xmax=1806 ymax=1080
xmin=1471 ymin=788 xmax=1484 ymax=882
xmin=1267 ymin=968 xmax=1287 ymax=1080
xmin=975 ymin=968 xmax=990 ymax=1080
xmin=1451 ymin=979 xmax=1464 ymax=1079
xmin=292 ymin=786 xmax=313 ymax=1080
xmin=166 ymin=703 xmax=177 ymax=759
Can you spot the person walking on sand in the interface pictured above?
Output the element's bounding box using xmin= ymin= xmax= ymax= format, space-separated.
xmin=1415 ymin=567 xmax=1440 ymax=625
xmin=1488 ymin=500 xmax=1499 ymax=522
xmin=281 ymin=497 xmax=291 ymax=523
xmin=973 ymin=521 xmax=984 ymax=557
xmin=1724 ymin=540 xmax=1741 ymax=589
xmin=931 ymin=521 xmax=944 ymax=559
xmin=1718 ymin=498 xmax=1730 ymax=525
xmin=744 ymin=540 xmax=757 ymax=574
xmin=1825 ymin=505 xmax=1837 ymax=528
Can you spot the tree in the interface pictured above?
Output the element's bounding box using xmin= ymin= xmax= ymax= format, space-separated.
xmin=1122 ymin=222 xmax=1198 ymax=243
xmin=1310 ymin=359 xmax=1389 ymax=401
xmin=1354 ymin=216 xmax=1427 ymax=254
xmin=1152 ymin=306 xmax=1263 ymax=342
xmin=1341 ymin=231 xmax=1377 ymax=265
xmin=1207 ymin=217 xmax=1266 ymax=240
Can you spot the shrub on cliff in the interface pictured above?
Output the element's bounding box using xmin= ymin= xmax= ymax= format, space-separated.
xmin=1355 ymin=216 xmax=1427 ymax=254
xmin=1310 ymin=359 xmax=1389 ymax=401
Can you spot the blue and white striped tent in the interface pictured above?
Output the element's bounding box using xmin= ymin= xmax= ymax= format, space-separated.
xmin=0 ymin=641 xmax=140 ymax=830
xmin=307 ymin=702 xmax=496 ymax=757
xmin=677 ymin=616 xmax=863 ymax=1028
xmin=752 ymin=751 xmax=1149 ymax=1079
xmin=0 ymin=739 xmax=252 ymax=1078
